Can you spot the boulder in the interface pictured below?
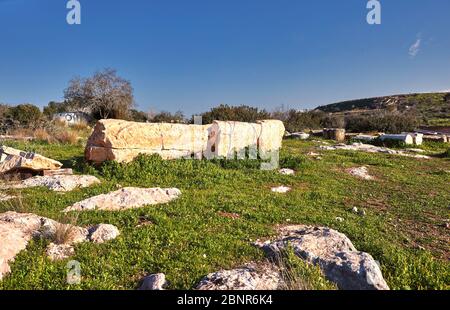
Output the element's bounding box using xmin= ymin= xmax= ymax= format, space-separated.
xmin=3 ymin=175 xmax=100 ymax=192
xmin=139 ymin=273 xmax=168 ymax=290
xmin=63 ymin=187 xmax=181 ymax=212
xmin=0 ymin=211 xmax=119 ymax=279
xmin=88 ymin=224 xmax=120 ymax=243
xmin=0 ymin=146 xmax=62 ymax=175
xmin=255 ymin=225 xmax=389 ymax=290
xmin=196 ymin=263 xmax=283 ymax=290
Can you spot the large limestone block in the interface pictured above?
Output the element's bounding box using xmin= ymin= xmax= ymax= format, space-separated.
xmin=87 ymin=119 xmax=164 ymax=150
xmin=160 ymin=123 xmax=211 ymax=152
xmin=257 ymin=120 xmax=285 ymax=156
xmin=0 ymin=146 xmax=62 ymax=174
xmin=207 ymin=121 xmax=261 ymax=159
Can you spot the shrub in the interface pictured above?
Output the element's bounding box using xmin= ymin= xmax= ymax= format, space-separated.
xmin=7 ymin=104 xmax=42 ymax=127
xmin=345 ymin=112 xmax=419 ymax=133
xmin=151 ymin=110 xmax=185 ymax=123
xmin=200 ymin=104 xmax=270 ymax=124
xmin=271 ymin=109 xmax=325 ymax=132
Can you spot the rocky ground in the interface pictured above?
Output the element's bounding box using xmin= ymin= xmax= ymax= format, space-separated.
xmin=0 ymin=138 xmax=448 ymax=290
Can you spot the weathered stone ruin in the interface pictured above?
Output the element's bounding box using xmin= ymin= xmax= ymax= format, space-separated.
xmin=84 ymin=119 xmax=285 ymax=163
xmin=0 ymin=146 xmax=63 ymax=179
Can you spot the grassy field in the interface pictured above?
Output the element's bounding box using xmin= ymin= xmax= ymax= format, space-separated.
xmin=0 ymin=139 xmax=449 ymax=290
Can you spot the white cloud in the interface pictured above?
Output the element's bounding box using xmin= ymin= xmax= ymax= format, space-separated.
xmin=409 ymin=37 xmax=421 ymax=58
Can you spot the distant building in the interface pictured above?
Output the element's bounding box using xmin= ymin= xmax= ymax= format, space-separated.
xmin=52 ymin=112 xmax=91 ymax=125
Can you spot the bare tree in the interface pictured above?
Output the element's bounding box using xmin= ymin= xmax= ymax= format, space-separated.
xmin=64 ymin=68 xmax=134 ymax=119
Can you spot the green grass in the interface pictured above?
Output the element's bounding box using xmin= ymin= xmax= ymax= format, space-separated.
xmin=0 ymin=139 xmax=449 ymax=290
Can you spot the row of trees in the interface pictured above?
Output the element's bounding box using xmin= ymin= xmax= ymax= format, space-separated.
xmin=0 ymin=68 xmax=420 ymax=134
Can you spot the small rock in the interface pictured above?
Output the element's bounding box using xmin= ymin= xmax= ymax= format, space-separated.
xmin=271 ymin=186 xmax=291 ymax=194
xmin=346 ymin=166 xmax=374 ymax=180
xmin=335 ymin=217 xmax=344 ymax=222
xmin=88 ymin=224 xmax=120 ymax=243
xmin=278 ymin=168 xmax=295 ymax=175
xmin=352 ymin=207 xmax=359 ymax=214
xmin=359 ymin=210 xmax=366 ymax=216
xmin=46 ymin=243 xmax=75 ymax=261
xmin=139 ymin=273 xmax=168 ymax=290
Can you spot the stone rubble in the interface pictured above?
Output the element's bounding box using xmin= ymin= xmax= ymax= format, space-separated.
xmin=319 ymin=143 xmax=430 ymax=159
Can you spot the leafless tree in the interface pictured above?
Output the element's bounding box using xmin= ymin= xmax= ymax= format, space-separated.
xmin=64 ymin=68 xmax=134 ymax=119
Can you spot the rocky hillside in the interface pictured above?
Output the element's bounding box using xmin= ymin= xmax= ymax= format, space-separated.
xmin=316 ymin=92 xmax=450 ymax=126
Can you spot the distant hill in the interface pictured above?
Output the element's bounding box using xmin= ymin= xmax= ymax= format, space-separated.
xmin=315 ymin=92 xmax=450 ymax=126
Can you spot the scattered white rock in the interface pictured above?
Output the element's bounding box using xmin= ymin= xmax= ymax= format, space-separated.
xmin=88 ymin=224 xmax=120 ymax=243
xmin=271 ymin=186 xmax=291 ymax=194
xmin=352 ymin=207 xmax=359 ymax=214
xmin=3 ymin=175 xmax=101 ymax=192
xmin=255 ymin=225 xmax=390 ymax=290
xmin=335 ymin=217 xmax=344 ymax=222
xmin=139 ymin=273 xmax=168 ymax=290
xmin=290 ymin=132 xmax=310 ymax=140
xmin=63 ymin=187 xmax=181 ymax=212
xmin=196 ymin=263 xmax=283 ymax=290
xmin=346 ymin=166 xmax=374 ymax=180
xmin=320 ymin=143 xmax=430 ymax=159
xmin=46 ymin=243 xmax=75 ymax=261
xmin=278 ymin=168 xmax=295 ymax=175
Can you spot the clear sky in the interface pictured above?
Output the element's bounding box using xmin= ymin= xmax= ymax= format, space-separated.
xmin=0 ymin=0 xmax=449 ymax=115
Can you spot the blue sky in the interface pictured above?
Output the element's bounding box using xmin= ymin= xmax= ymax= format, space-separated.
xmin=0 ymin=0 xmax=449 ymax=115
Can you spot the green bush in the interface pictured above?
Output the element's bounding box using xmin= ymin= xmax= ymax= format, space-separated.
xmin=7 ymin=104 xmax=42 ymax=127
xmin=200 ymin=104 xmax=270 ymax=124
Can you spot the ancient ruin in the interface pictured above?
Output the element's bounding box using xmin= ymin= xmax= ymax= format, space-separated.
xmin=84 ymin=119 xmax=285 ymax=163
